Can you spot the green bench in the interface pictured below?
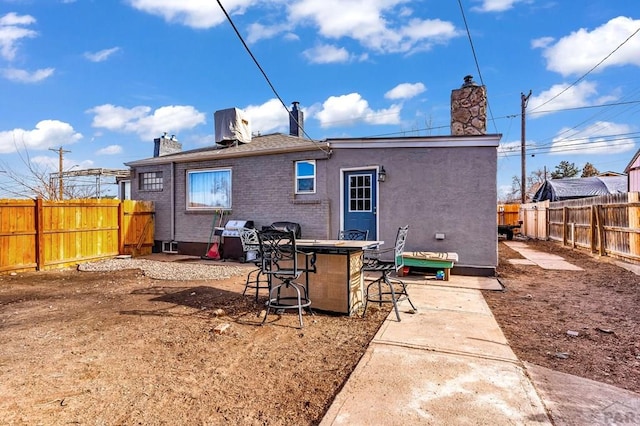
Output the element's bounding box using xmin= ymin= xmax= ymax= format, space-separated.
xmin=399 ymin=252 xmax=459 ymax=280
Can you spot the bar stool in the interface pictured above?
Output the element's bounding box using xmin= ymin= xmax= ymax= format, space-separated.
xmin=362 ymin=225 xmax=416 ymax=321
xmin=338 ymin=229 xmax=369 ymax=240
xmin=258 ymin=229 xmax=315 ymax=328
xmin=239 ymin=228 xmax=270 ymax=302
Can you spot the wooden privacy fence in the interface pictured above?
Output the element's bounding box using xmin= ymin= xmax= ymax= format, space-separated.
xmin=520 ymin=193 xmax=640 ymax=263
xmin=0 ymin=199 xmax=154 ymax=274
xmin=497 ymin=203 xmax=521 ymax=226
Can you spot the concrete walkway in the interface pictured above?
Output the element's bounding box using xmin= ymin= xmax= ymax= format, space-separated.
xmin=320 ymin=275 xmax=552 ymax=425
xmin=503 ymin=241 xmax=583 ymax=270
xmin=321 ymin=243 xmax=640 ymax=425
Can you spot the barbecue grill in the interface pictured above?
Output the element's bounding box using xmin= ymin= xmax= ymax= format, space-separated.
xmin=222 ymin=220 xmax=254 ymax=260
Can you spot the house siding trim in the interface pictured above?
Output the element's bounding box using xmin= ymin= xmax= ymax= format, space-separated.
xmin=328 ymin=134 xmax=501 ymax=149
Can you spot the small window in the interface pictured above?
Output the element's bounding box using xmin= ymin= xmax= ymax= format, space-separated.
xmin=187 ymin=168 xmax=232 ymax=210
xmin=295 ymin=160 xmax=315 ymax=194
xmin=139 ymin=172 xmax=163 ymax=191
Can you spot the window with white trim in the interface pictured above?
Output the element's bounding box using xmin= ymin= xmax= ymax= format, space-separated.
xmin=295 ymin=160 xmax=315 ymax=194
xmin=187 ymin=168 xmax=232 ymax=210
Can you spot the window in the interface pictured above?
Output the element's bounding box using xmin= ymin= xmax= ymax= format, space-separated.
xmin=187 ymin=168 xmax=232 ymax=210
xmin=139 ymin=172 xmax=163 ymax=191
xmin=295 ymin=160 xmax=315 ymax=194
xmin=349 ymin=174 xmax=372 ymax=212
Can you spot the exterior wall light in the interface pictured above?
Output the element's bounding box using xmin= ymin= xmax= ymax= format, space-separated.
xmin=378 ymin=166 xmax=386 ymax=182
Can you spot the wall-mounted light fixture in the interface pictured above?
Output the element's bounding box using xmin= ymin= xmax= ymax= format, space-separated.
xmin=378 ymin=166 xmax=386 ymax=182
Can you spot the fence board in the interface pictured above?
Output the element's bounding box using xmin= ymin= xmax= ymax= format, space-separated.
xmin=520 ymin=193 xmax=640 ymax=264
xmin=0 ymin=199 xmax=155 ymax=274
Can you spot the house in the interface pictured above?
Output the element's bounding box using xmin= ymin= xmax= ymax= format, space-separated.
xmin=624 ymin=148 xmax=640 ymax=192
xmin=532 ymin=176 xmax=628 ymax=202
xmin=125 ymin=77 xmax=501 ymax=276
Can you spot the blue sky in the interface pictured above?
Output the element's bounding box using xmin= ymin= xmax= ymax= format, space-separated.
xmin=1 ymin=0 xmax=639 ymax=199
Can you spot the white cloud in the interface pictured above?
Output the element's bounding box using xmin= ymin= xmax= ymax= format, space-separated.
xmin=531 ymin=36 xmax=553 ymax=49
xmin=84 ymin=47 xmax=120 ymax=62
xmin=497 ymin=140 xmax=522 ymax=157
xmin=88 ymin=104 xmax=206 ymax=140
xmin=246 ymin=22 xmax=293 ymax=44
xmin=550 ymin=121 xmax=636 ymax=155
xmin=288 ymin=0 xmax=459 ymax=54
xmin=1 ymin=67 xmax=54 ymax=83
xmin=126 ymin=1 xmax=459 ymax=55
xmin=0 ymin=12 xmax=37 ymax=61
xmin=471 ymin=0 xmax=527 ymax=13
xmin=96 ymin=145 xmax=123 ymax=155
xmin=315 ymin=93 xmax=401 ymax=128
xmin=242 ymin=99 xmax=289 ymax=135
xmin=538 ymin=16 xmax=640 ymax=77
xmin=0 ymin=120 xmax=83 ymax=154
xmin=125 ymin=0 xmax=258 ymax=29
xmin=302 ymin=44 xmax=350 ymax=64
xmin=385 ymin=82 xmax=426 ymax=100
xmin=528 ymin=80 xmax=601 ymax=117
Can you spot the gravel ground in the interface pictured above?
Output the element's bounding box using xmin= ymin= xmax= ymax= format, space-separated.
xmin=77 ymin=257 xmax=246 ymax=281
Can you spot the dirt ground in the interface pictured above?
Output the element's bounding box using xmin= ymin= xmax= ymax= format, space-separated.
xmin=486 ymin=239 xmax=640 ymax=394
xmin=0 ymin=264 xmax=389 ymax=425
xmin=1 ymin=240 xmax=638 ymax=425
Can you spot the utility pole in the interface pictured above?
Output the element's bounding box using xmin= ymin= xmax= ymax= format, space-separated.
xmin=49 ymin=146 xmax=71 ymax=200
xmin=520 ymin=90 xmax=532 ymax=203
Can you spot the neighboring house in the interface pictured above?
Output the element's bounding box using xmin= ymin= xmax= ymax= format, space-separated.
xmin=624 ymin=148 xmax=640 ymax=192
xmin=125 ymin=77 xmax=501 ymax=275
xmin=532 ymin=176 xmax=628 ymax=202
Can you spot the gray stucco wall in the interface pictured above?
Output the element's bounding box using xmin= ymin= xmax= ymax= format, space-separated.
xmin=326 ymin=146 xmax=498 ymax=271
xmin=130 ymin=142 xmax=498 ymax=272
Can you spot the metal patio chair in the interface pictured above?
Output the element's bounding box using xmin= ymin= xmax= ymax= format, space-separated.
xmin=362 ymin=225 xmax=416 ymax=321
xmin=338 ymin=229 xmax=369 ymax=241
xmin=239 ymin=227 xmax=270 ymax=302
xmin=258 ymin=228 xmax=316 ymax=328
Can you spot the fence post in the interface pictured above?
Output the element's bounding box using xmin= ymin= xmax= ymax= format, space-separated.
xmin=562 ymin=207 xmax=568 ymax=246
xmin=630 ymin=192 xmax=640 ymax=261
xmin=35 ymin=198 xmax=44 ymax=271
xmin=118 ymin=201 xmax=125 ymax=255
xmin=595 ymin=204 xmax=606 ymax=256
xmin=590 ymin=205 xmax=596 ymax=253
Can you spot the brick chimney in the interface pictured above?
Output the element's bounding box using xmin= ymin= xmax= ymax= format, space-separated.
xmin=289 ymin=101 xmax=304 ymax=137
xmin=153 ymin=133 xmax=182 ymax=157
xmin=451 ymin=75 xmax=487 ymax=136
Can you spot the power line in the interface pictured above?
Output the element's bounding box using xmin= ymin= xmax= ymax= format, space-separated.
xmin=531 ymin=25 xmax=640 ymax=113
xmin=214 ymin=0 xmax=329 ymax=154
xmin=456 ymin=0 xmax=497 ymax=134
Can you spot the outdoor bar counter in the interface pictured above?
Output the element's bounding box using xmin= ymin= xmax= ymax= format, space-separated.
xmin=294 ymin=239 xmax=381 ymax=316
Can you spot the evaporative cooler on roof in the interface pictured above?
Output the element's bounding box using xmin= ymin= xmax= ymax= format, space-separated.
xmin=214 ymin=108 xmax=252 ymax=146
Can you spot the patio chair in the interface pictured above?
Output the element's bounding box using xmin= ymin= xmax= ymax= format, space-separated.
xmin=258 ymin=228 xmax=316 ymax=328
xmin=362 ymin=225 xmax=416 ymax=321
xmin=239 ymin=227 xmax=270 ymax=302
xmin=338 ymin=229 xmax=369 ymax=241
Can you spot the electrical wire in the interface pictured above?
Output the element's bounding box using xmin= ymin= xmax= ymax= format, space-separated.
xmin=531 ymin=25 xmax=640 ymax=113
xmin=214 ymin=0 xmax=329 ymax=154
xmin=457 ymin=0 xmax=497 ymax=133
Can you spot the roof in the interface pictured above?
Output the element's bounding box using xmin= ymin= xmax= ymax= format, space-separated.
xmin=532 ymin=176 xmax=628 ymax=202
xmin=125 ymin=133 xmax=329 ymax=167
xmin=125 ymin=132 xmax=502 ymax=168
xmin=624 ymin=148 xmax=640 ymax=173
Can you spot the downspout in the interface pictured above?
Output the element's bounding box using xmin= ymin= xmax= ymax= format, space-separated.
xmin=171 ymin=162 xmax=176 ymax=242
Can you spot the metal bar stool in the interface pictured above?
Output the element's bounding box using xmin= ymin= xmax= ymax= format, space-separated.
xmin=338 ymin=229 xmax=369 ymax=241
xmin=362 ymin=225 xmax=417 ymax=321
xmin=239 ymin=228 xmax=270 ymax=302
xmin=258 ymin=229 xmax=316 ymax=328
